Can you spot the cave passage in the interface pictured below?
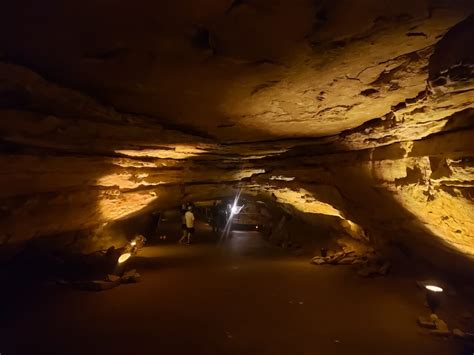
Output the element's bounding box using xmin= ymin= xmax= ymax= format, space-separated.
xmin=1 ymin=0 xmax=474 ymax=354
xmin=0 ymin=214 xmax=464 ymax=355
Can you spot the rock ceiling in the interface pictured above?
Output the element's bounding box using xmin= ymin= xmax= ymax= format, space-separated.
xmin=0 ymin=0 xmax=473 ymax=272
xmin=1 ymin=0 xmax=472 ymax=141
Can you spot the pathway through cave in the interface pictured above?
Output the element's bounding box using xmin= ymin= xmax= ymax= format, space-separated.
xmin=0 ymin=219 xmax=463 ymax=355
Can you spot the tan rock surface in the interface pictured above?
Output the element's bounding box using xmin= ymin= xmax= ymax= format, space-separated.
xmin=0 ymin=1 xmax=473 ymax=273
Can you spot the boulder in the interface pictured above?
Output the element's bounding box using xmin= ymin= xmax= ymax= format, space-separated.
xmin=338 ymin=256 xmax=357 ymax=265
xmin=417 ymin=316 xmax=436 ymax=329
xmin=328 ymin=252 xmax=347 ymax=265
xmin=107 ymin=274 xmax=121 ymax=282
xmin=121 ymin=269 xmax=141 ymax=283
xmin=356 ymin=258 xmax=391 ymax=277
xmin=434 ymin=318 xmax=449 ymax=332
xmin=311 ymin=257 xmax=328 ymax=265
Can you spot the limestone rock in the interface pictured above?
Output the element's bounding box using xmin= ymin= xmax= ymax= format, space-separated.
xmin=107 ymin=274 xmax=121 ymax=282
xmin=311 ymin=247 xmax=391 ymax=277
xmin=311 ymin=257 xmax=328 ymax=265
xmin=434 ymin=318 xmax=449 ymax=332
xmin=338 ymin=256 xmax=357 ymax=265
xmin=417 ymin=316 xmax=436 ymax=329
xmin=121 ymin=269 xmax=141 ymax=284
xmin=0 ymin=0 xmax=473 ymax=279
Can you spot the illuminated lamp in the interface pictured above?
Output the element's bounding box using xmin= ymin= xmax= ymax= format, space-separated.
xmin=425 ymin=285 xmax=444 ymax=312
xmin=425 ymin=285 xmax=443 ymax=293
xmin=118 ymin=253 xmax=131 ymax=264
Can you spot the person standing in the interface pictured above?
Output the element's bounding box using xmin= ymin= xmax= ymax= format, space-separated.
xmin=179 ymin=204 xmax=188 ymax=244
xmin=184 ymin=205 xmax=195 ymax=244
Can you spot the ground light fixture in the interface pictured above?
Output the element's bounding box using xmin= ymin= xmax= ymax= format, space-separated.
xmin=425 ymin=284 xmax=444 ymax=312
xmin=425 ymin=285 xmax=444 ymax=293
xmin=118 ymin=252 xmax=131 ymax=264
xmin=128 ymin=235 xmax=146 ymax=252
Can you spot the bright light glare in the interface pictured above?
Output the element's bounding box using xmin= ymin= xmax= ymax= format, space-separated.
xmin=231 ymin=204 xmax=244 ymax=215
xmin=118 ymin=253 xmax=131 ymax=264
xmin=230 ymin=191 xmax=242 ymax=216
xmin=425 ymin=285 xmax=444 ymax=293
xmin=130 ymin=240 xmax=137 ymax=246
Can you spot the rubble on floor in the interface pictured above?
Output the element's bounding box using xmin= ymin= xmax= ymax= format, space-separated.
xmin=418 ymin=314 xmax=450 ymax=335
xmin=417 ymin=313 xmax=474 ymax=340
xmin=310 ymin=238 xmax=391 ymax=277
xmin=51 ymin=237 xmax=145 ymax=291
xmin=57 ymin=269 xmax=141 ymax=291
xmin=417 ymin=315 xmax=437 ymax=329
xmin=107 ymin=274 xmax=121 ymax=282
xmin=121 ymin=269 xmax=141 ymax=284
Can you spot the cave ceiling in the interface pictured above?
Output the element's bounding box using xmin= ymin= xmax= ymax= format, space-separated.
xmin=1 ymin=0 xmax=473 ymax=142
xmin=1 ymin=0 xmax=474 ymax=268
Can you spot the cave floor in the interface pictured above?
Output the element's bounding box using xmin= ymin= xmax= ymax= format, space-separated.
xmin=0 ymin=222 xmax=466 ymax=355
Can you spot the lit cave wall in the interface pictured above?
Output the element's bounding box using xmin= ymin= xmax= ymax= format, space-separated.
xmin=0 ymin=1 xmax=473 ymax=274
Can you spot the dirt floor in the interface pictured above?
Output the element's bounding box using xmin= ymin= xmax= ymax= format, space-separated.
xmin=0 ymin=219 xmax=471 ymax=355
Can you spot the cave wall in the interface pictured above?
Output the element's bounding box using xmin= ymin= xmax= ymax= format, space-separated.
xmin=0 ymin=1 xmax=473 ymax=275
xmin=255 ymin=123 xmax=473 ymax=272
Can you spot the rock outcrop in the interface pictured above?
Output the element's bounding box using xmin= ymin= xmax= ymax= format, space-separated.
xmin=0 ymin=1 xmax=473 ymax=274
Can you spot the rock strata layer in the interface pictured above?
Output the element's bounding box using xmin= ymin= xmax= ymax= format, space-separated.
xmin=0 ymin=1 xmax=473 ymax=274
